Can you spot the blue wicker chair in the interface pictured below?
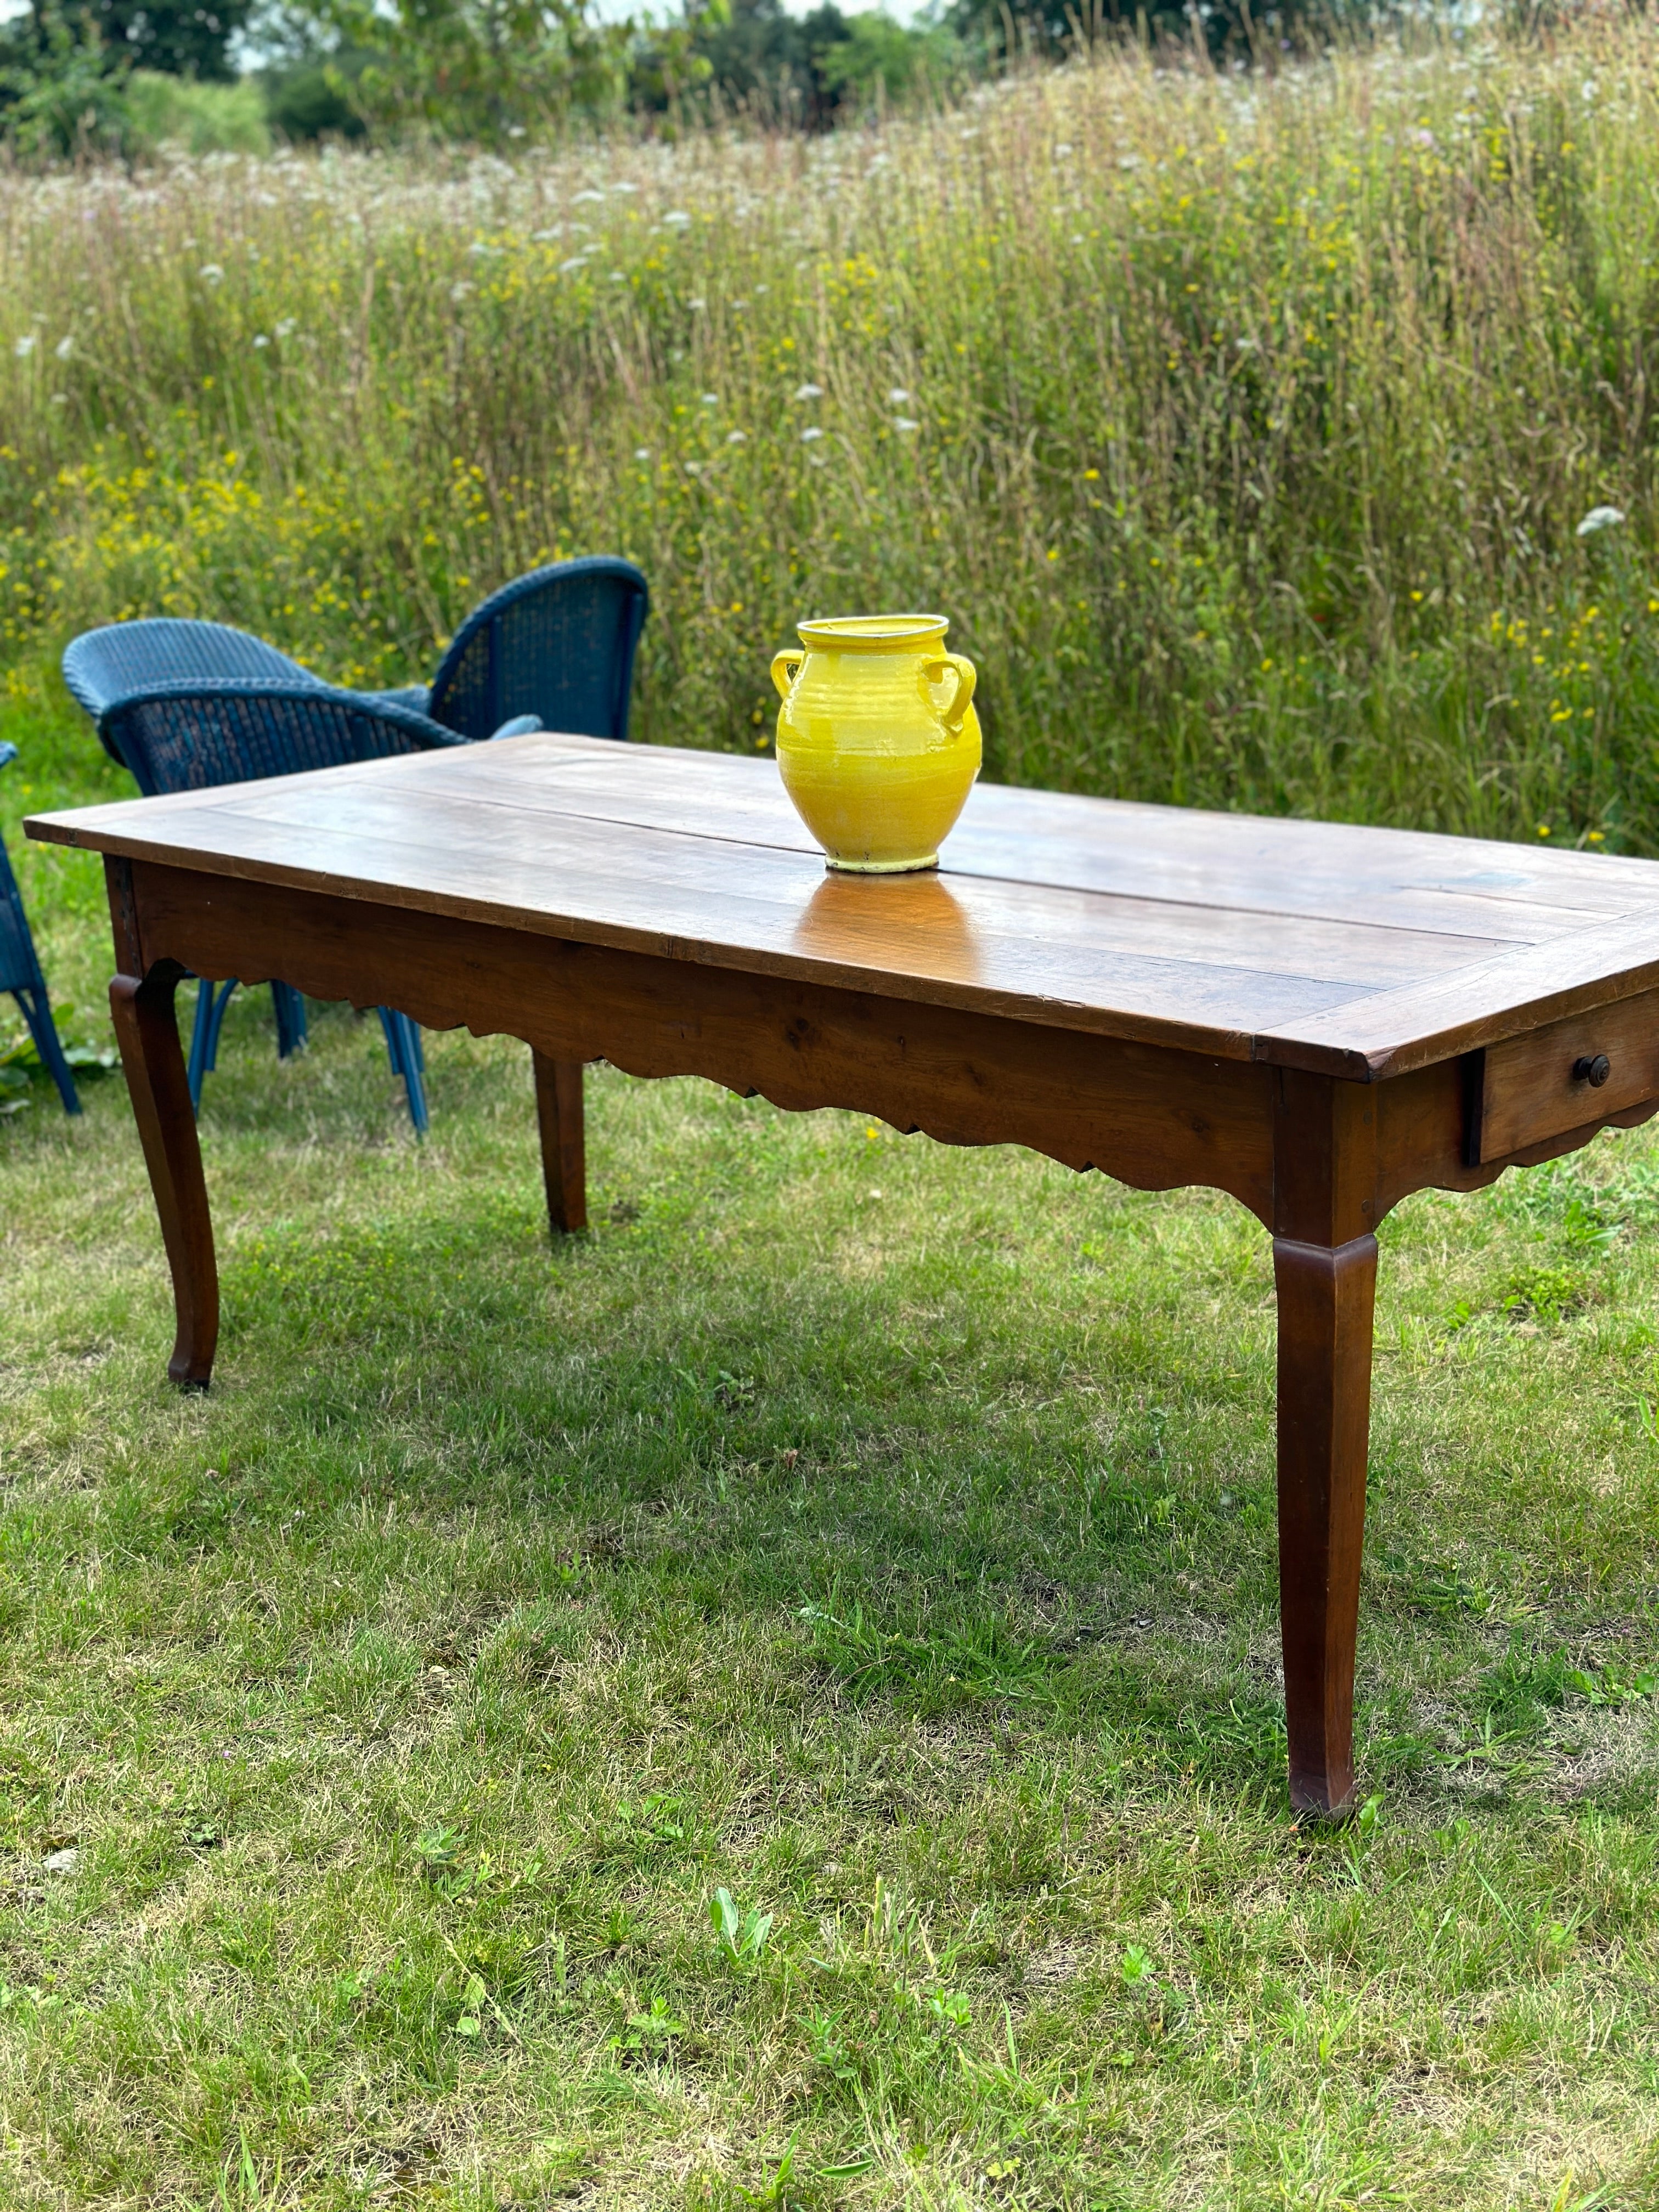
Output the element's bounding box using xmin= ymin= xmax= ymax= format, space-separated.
xmin=61 ymin=562 xmax=647 ymax=1125
xmin=57 ymin=675 xmax=535 ymax=1132
xmin=0 ymin=740 xmax=80 ymax=1115
xmin=65 ymin=559 xmax=649 ymax=752
xmin=415 ymin=556 xmax=650 ymax=741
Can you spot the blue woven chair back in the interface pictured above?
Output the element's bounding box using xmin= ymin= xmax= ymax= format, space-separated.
xmin=64 ymin=620 xmax=319 ymax=767
xmin=103 ymin=679 xmax=466 ymax=799
xmin=428 ymin=556 xmax=648 ymax=743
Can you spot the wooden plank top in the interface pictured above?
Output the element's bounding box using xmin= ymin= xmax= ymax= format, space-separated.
xmin=29 ymin=733 xmax=1659 ymax=1081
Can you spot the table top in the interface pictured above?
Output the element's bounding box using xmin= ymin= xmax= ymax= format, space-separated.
xmin=30 ymin=734 xmax=1659 ymax=1082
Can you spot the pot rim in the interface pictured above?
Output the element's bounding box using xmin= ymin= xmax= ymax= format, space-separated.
xmin=797 ymin=612 xmax=949 ymax=648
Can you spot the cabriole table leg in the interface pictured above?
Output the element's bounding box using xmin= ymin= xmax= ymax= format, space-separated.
xmin=1272 ymin=1232 xmax=1378 ymax=1820
xmin=109 ymin=961 xmax=219 ymax=1390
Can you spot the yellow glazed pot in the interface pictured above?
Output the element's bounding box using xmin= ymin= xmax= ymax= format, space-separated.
xmin=771 ymin=613 xmax=980 ymax=873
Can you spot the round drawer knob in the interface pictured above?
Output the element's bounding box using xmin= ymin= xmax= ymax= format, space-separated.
xmin=1573 ymin=1053 xmax=1612 ymax=1087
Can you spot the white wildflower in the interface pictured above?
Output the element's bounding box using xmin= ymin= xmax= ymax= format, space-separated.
xmin=54 ymin=335 xmax=73 ymax=360
xmin=274 ymin=318 xmax=297 ymax=338
xmin=450 ymin=281 xmax=473 ymax=301
xmin=727 ymin=429 xmax=746 ymax=444
xmin=887 ymin=387 xmax=910 ymax=404
xmin=701 ymin=392 xmax=719 ymax=405
xmin=800 ymin=425 xmax=825 ymax=443
xmin=685 ymin=460 xmax=703 ymax=476
xmin=14 ymin=334 xmax=36 ymax=357
xmin=1577 ymin=506 xmax=1626 ymax=537
xmin=252 ymin=334 xmax=269 ymax=348
xmin=198 ymin=264 xmax=223 ymax=284
xmin=633 ymin=448 xmax=651 ymax=461
xmin=664 ymin=210 xmax=691 ymax=227
xmin=793 ymin=382 xmax=823 ymax=402
xmin=559 ymin=257 xmax=586 ymax=275
xmin=893 ymin=416 xmax=921 ymax=433
xmin=689 ymin=296 xmax=706 ymax=311
xmin=573 ymin=188 xmax=605 ymax=204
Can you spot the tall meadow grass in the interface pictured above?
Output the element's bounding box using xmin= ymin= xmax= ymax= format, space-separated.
xmin=2 ymin=19 xmax=1658 ymax=842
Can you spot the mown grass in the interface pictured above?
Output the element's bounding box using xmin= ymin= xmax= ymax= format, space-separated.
xmin=1 ymin=20 xmax=1658 ymax=844
xmin=7 ymin=653 xmax=1659 ymax=2208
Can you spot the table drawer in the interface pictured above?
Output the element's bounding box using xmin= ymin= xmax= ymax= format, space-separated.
xmin=1473 ymin=989 xmax=1659 ymax=1163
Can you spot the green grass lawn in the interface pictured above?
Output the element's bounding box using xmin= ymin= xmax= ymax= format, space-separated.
xmin=5 ymin=676 xmax=1659 ymax=2209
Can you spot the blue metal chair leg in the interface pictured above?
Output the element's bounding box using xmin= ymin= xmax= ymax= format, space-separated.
xmin=189 ymin=976 xmax=240 ymax=1109
xmin=375 ymin=1007 xmax=429 ymax=1134
xmin=12 ymin=985 xmax=80 ymax=1115
xmin=270 ymin=981 xmax=308 ymax=1059
xmin=188 ymin=977 xmax=215 ymax=1109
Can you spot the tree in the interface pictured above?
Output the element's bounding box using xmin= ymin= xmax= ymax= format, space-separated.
xmin=86 ymin=0 xmax=255 ymax=79
xmin=277 ymin=0 xmax=631 ymax=139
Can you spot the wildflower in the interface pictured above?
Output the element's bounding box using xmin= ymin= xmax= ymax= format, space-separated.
xmin=893 ymin=417 xmax=920 ymax=433
xmin=198 ymin=264 xmax=223 ymax=284
xmin=888 ymin=387 xmax=910 ymax=404
xmin=726 ymin=430 xmax=746 ymax=444
xmin=685 ymin=461 xmax=703 ymax=476
xmin=689 ymin=297 xmax=706 ymax=311
xmin=274 ymin=319 xmax=297 ymax=339
xmin=793 ymin=382 xmax=823 ymax=402
xmin=1537 ymin=822 xmax=1552 ymax=837
xmin=14 ymin=335 xmax=35 ymax=357
xmin=54 ymin=336 xmax=72 ymax=361
xmin=701 ymin=393 xmax=719 ymax=406
xmin=633 ymin=448 xmax=651 ymax=461
xmin=800 ymin=426 xmax=825 ymax=443
xmin=252 ymin=334 xmax=269 ymax=348
xmin=1577 ymin=506 xmax=1626 ymax=537
xmin=450 ymin=281 xmax=473 ymax=301
xmin=559 ymin=258 xmax=586 ymax=276
xmin=663 ymin=210 xmax=691 ymax=228
xmin=573 ymin=189 xmax=605 ymax=204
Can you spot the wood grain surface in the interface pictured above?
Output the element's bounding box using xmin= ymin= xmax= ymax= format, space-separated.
xmin=30 ymin=733 xmax=1659 ymax=1081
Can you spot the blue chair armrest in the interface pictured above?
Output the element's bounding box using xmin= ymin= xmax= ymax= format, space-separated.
xmin=363 ymin=684 xmax=433 ymax=714
xmin=489 ymin=715 xmax=544 ymax=741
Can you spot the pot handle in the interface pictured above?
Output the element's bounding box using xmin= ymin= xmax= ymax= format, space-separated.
xmin=771 ymin=649 xmax=804 ymax=701
xmin=922 ymin=652 xmax=977 ymax=733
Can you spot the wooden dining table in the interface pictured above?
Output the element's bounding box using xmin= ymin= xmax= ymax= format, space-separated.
xmin=29 ymin=733 xmax=1659 ymax=1818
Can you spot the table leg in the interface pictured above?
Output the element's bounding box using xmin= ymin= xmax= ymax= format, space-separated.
xmin=110 ymin=961 xmax=219 ymax=1390
xmin=533 ymin=1050 xmax=586 ymax=1235
xmin=1272 ymin=1232 xmax=1376 ymax=1819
